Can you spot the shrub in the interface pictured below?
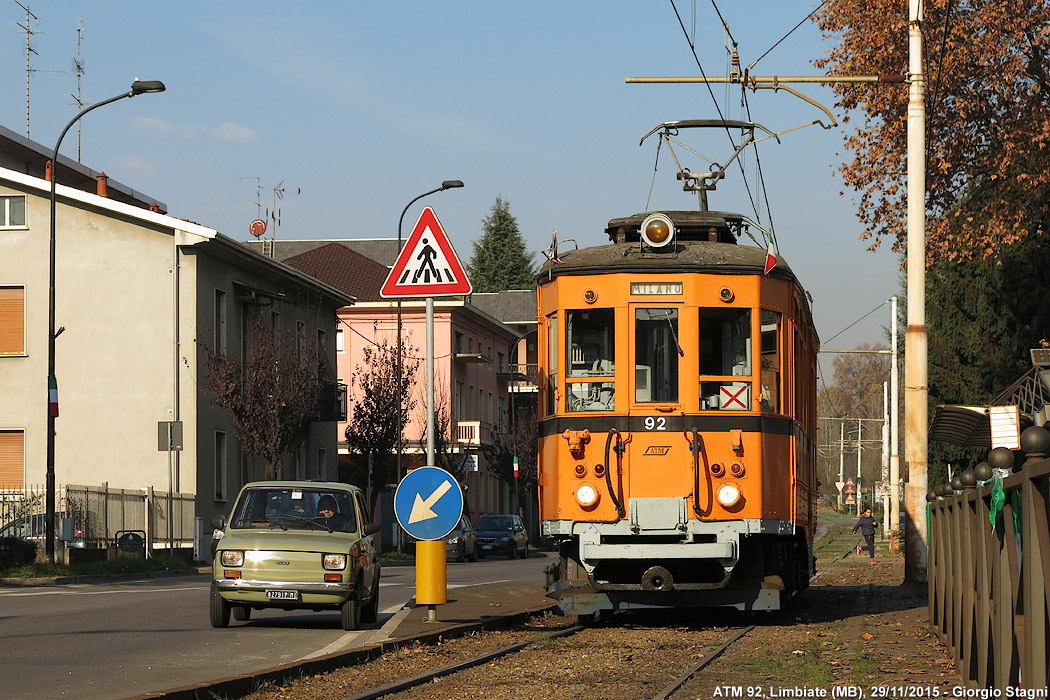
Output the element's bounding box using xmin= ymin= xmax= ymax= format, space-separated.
xmin=0 ymin=537 xmax=38 ymax=570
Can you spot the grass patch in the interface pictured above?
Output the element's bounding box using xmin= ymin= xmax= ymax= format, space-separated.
xmin=0 ymin=553 xmax=192 ymax=578
xmin=733 ymin=641 xmax=834 ymax=686
xmin=377 ymin=550 xmax=412 ymax=563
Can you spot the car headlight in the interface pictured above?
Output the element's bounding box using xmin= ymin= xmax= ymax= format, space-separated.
xmin=220 ymin=550 xmax=244 ymax=567
xmin=323 ymin=553 xmax=347 ymax=570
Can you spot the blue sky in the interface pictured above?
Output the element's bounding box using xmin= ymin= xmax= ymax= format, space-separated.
xmin=1 ymin=1 xmax=903 ymax=373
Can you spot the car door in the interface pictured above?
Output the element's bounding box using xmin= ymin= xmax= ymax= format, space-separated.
xmin=353 ymin=491 xmax=378 ymax=594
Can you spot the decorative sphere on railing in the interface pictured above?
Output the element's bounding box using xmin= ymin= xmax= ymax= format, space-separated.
xmin=926 ymin=489 xmax=938 ymax=502
xmin=936 ymin=483 xmax=951 ymax=497
xmin=960 ymin=469 xmax=977 ymax=488
xmin=988 ymin=446 xmax=1015 ymax=471
xmin=1020 ymin=425 xmax=1050 ymax=457
xmin=973 ymin=462 xmax=993 ymax=482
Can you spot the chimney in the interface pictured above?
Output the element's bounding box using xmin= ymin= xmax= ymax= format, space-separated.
xmin=149 ymin=202 xmax=161 ymax=213
xmin=45 ymin=159 xmax=53 ymax=182
xmin=96 ymin=172 xmax=109 ymax=198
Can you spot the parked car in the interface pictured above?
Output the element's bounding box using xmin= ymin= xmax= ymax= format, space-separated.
xmin=210 ymin=481 xmax=381 ymax=631
xmin=0 ymin=513 xmax=84 ymax=547
xmin=404 ymin=514 xmax=478 ymax=562
xmin=474 ymin=514 xmax=528 ymax=559
xmin=446 ymin=515 xmax=477 ymax=562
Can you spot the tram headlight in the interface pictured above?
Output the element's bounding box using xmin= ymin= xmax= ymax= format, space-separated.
xmin=575 ymin=483 xmax=600 ymax=508
xmin=640 ymin=213 xmax=674 ymax=248
xmin=716 ymin=483 xmax=743 ymax=508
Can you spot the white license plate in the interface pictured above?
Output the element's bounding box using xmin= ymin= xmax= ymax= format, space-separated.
xmin=481 ymin=544 xmax=494 ymax=549
xmin=266 ymin=589 xmax=298 ymax=601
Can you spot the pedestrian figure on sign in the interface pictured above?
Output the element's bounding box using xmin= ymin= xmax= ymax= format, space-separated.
xmin=853 ymin=507 xmax=880 ymax=563
xmin=412 ymin=238 xmax=441 ymax=283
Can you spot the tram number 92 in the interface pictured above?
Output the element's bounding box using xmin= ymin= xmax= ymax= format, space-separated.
xmin=643 ymin=416 xmax=667 ymax=431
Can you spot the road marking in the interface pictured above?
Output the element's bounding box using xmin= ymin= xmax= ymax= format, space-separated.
xmin=0 ymin=585 xmax=208 ymax=597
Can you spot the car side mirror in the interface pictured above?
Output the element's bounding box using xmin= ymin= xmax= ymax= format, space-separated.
xmin=364 ymin=522 xmax=381 ymax=536
xmin=210 ymin=516 xmax=226 ymax=530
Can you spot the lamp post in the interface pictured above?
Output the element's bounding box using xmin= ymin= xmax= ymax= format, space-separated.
xmin=46 ymin=79 xmax=166 ymax=561
xmin=394 ymin=180 xmax=463 ymax=550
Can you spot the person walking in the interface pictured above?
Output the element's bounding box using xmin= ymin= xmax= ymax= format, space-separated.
xmin=853 ymin=507 xmax=881 ymax=563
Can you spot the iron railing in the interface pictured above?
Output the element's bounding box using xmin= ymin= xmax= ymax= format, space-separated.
xmin=927 ymin=427 xmax=1050 ymax=690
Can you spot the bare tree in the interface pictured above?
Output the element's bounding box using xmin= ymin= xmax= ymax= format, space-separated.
xmin=344 ymin=339 xmax=420 ymax=518
xmin=204 ymin=313 xmax=320 ymax=480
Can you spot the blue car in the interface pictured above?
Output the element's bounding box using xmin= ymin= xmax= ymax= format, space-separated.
xmin=474 ymin=514 xmax=528 ymax=559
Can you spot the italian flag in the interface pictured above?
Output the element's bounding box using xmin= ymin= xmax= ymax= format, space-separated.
xmin=763 ymin=230 xmax=778 ymax=275
xmin=48 ymin=375 xmax=59 ymax=417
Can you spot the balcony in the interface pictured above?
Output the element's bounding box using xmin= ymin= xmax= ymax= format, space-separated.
xmin=309 ymin=379 xmax=347 ymax=422
xmin=455 ymin=421 xmax=493 ymax=447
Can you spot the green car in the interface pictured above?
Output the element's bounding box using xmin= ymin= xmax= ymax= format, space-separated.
xmin=210 ymin=481 xmax=381 ymax=630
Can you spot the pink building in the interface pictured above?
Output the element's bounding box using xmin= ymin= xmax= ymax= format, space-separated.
xmin=283 ymin=243 xmax=524 ymax=545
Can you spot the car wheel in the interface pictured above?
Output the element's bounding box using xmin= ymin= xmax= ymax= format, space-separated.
xmin=466 ymin=544 xmax=477 ymax=562
xmin=209 ymin=586 xmax=231 ymax=628
xmin=341 ymin=589 xmax=361 ymax=631
xmin=232 ymin=605 xmax=251 ymax=621
xmin=508 ymin=542 xmax=516 ymax=559
xmin=456 ymin=542 xmax=466 ymax=563
xmin=360 ymin=572 xmax=380 ymax=624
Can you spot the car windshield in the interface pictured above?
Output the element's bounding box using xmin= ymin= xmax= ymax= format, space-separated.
xmin=229 ymin=487 xmax=357 ymax=533
xmin=475 ymin=515 xmax=514 ymax=531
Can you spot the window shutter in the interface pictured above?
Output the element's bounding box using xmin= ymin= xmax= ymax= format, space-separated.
xmin=0 ymin=431 xmax=25 ymax=488
xmin=0 ymin=287 xmax=26 ymax=354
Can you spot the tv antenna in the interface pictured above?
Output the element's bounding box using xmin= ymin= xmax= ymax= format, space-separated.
xmin=14 ymin=1 xmax=63 ymax=138
xmin=69 ymin=18 xmax=85 ymax=161
xmin=268 ymin=180 xmax=300 ymax=256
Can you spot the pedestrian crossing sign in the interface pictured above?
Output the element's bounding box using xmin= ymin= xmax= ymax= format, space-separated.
xmin=380 ymin=206 xmax=472 ymax=298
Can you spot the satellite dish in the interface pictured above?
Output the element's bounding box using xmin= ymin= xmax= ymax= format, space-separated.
xmin=249 ymin=219 xmax=267 ymax=237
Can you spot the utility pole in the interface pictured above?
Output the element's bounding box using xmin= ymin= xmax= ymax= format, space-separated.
xmin=904 ymin=0 xmax=929 ymax=584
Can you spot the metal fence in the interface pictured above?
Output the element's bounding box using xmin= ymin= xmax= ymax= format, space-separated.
xmin=927 ymin=427 xmax=1050 ymax=690
xmin=0 ymin=482 xmax=196 ymax=551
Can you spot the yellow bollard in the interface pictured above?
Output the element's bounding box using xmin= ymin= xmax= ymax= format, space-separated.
xmin=415 ymin=539 xmax=447 ymax=610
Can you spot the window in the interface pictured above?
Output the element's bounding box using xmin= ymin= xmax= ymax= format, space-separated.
xmin=0 ymin=286 xmax=26 ymax=355
xmin=214 ymin=432 xmax=228 ymax=501
xmin=317 ymin=447 xmax=327 ymax=481
xmin=760 ymin=310 xmax=781 ymax=413
xmin=566 ymin=308 xmax=615 ymax=411
xmin=0 ymin=195 xmax=26 ymax=229
xmin=214 ymin=290 xmax=227 ymax=351
xmin=635 ymin=308 xmax=679 ymax=403
xmin=336 ymin=328 xmax=345 ymax=352
xmin=546 ymin=313 xmax=558 ymax=413
xmin=455 ymin=331 xmax=464 ymax=354
xmin=0 ymin=430 xmax=25 ymax=488
xmin=698 ymin=307 xmax=752 ymax=411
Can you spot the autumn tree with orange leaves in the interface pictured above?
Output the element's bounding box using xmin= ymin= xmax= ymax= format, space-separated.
xmin=814 ymin=0 xmax=1050 ymax=261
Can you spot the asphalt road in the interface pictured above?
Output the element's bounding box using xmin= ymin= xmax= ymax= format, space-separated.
xmin=0 ymin=555 xmax=549 ymax=700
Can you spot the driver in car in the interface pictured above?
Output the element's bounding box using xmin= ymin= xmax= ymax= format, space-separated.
xmin=315 ymin=495 xmax=348 ymax=532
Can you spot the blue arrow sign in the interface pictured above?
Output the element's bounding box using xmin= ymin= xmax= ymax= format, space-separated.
xmin=394 ymin=466 xmax=464 ymax=541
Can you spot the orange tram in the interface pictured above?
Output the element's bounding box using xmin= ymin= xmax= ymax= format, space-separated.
xmin=537 ymin=209 xmax=819 ymax=616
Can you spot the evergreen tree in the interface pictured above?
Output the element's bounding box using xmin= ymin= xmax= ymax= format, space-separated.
xmin=466 ymin=196 xmax=536 ymax=292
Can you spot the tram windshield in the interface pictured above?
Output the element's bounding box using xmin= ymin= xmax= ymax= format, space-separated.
xmin=698 ymin=308 xmax=752 ymax=410
xmin=566 ymin=309 xmax=615 ymax=411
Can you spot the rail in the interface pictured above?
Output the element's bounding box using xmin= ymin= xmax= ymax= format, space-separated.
xmin=926 ymin=425 xmax=1050 ymax=690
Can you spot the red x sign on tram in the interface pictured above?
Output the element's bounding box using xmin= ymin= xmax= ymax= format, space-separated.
xmin=720 ymin=383 xmax=749 ymax=410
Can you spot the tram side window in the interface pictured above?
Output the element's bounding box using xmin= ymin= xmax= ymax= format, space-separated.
xmin=546 ymin=313 xmax=558 ymax=414
xmin=760 ymin=310 xmax=781 ymax=413
xmin=566 ymin=308 xmax=615 ymax=411
xmin=635 ymin=308 xmax=679 ymax=403
xmin=698 ymin=308 xmax=751 ymax=410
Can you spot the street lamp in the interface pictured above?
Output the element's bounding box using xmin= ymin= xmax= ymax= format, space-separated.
xmin=46 ymin=79 xmax=166 ymax=561
xmin=394 ymin=180 xmax=463 ymax=550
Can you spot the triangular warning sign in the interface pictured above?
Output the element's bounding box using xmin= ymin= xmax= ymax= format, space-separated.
xmin=381 ymin=206 xmax=472 ymax=298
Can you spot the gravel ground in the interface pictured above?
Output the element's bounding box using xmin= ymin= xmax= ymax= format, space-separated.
xmin=238 ymin=523 xmax=956 ymax=700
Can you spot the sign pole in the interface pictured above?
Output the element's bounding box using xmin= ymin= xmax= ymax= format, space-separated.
xmin=426 ymin=296 xmax=435 ymax=465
